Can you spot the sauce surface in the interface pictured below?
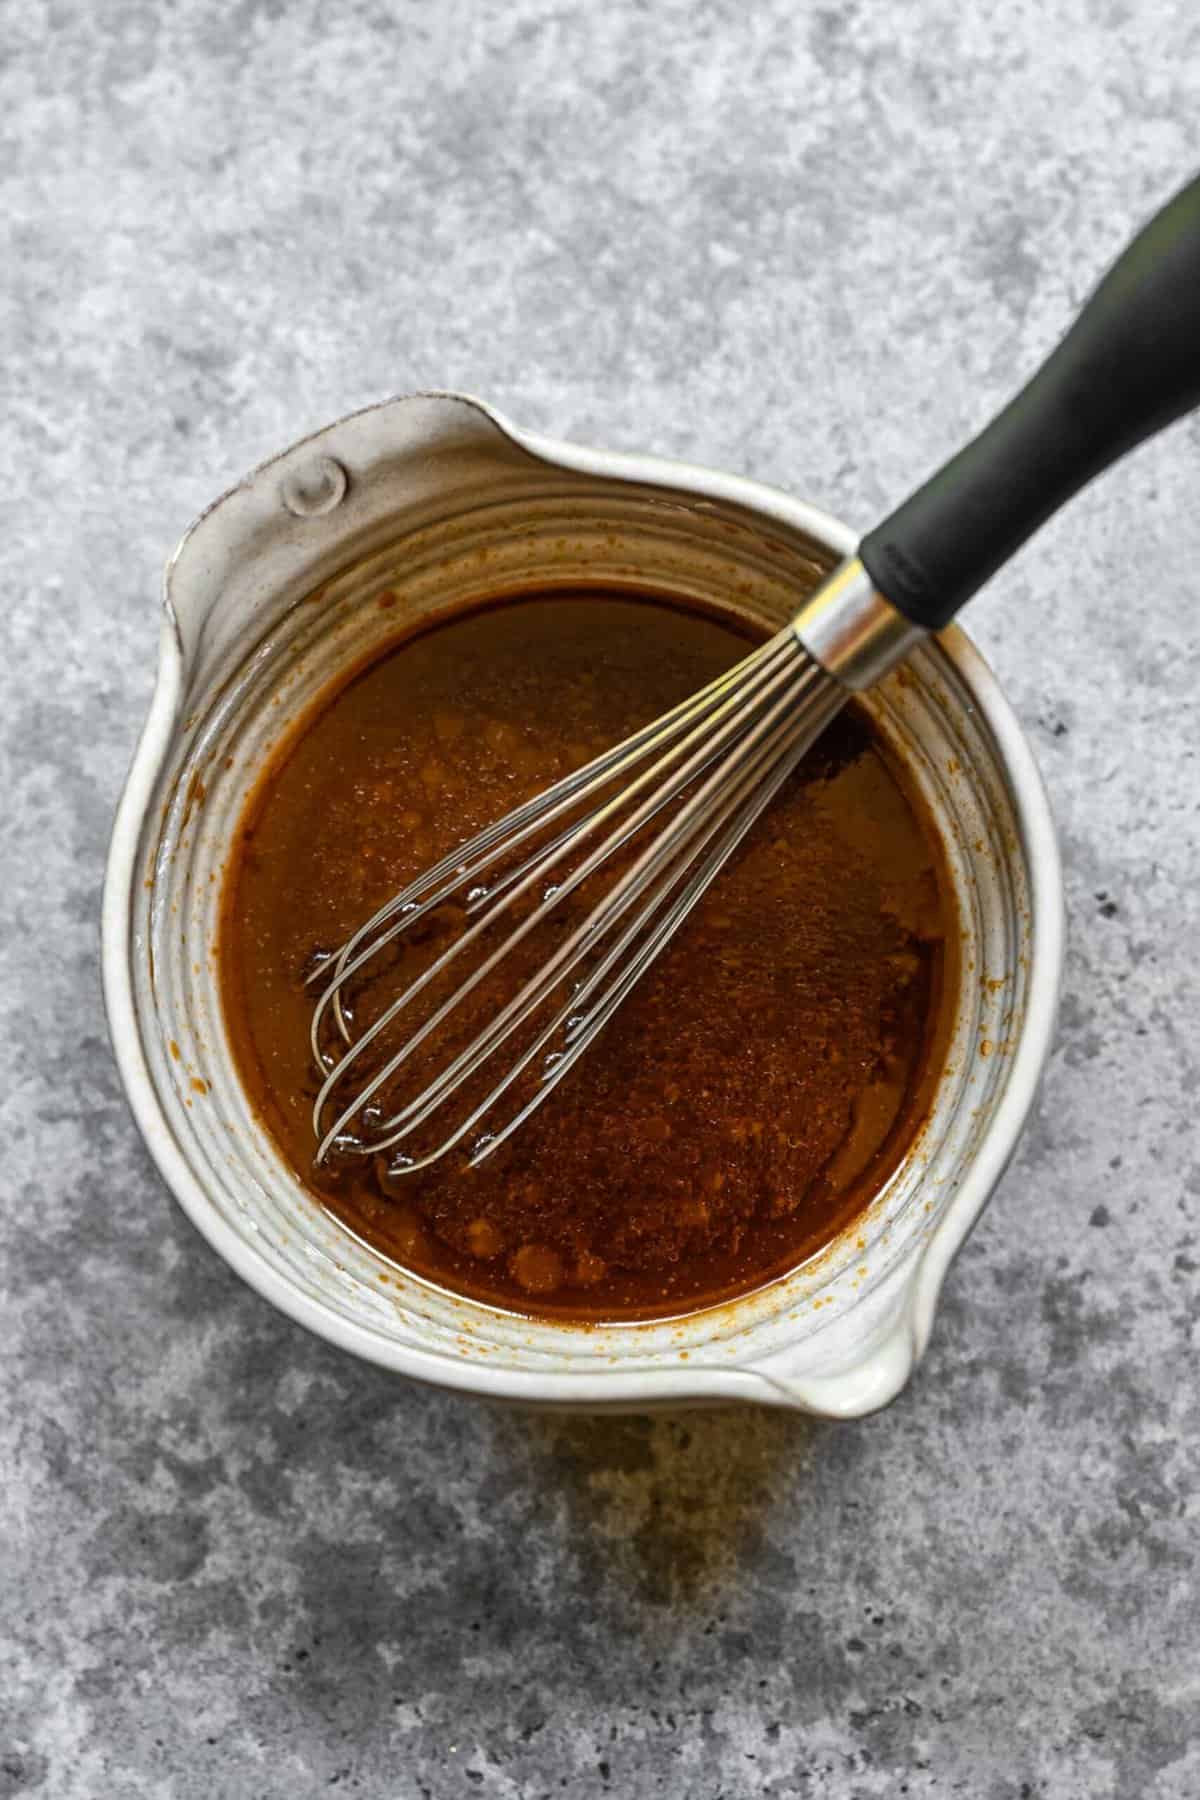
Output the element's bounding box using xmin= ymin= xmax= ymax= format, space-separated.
xmin=220 ymin=591 xmax=957 ymax=1320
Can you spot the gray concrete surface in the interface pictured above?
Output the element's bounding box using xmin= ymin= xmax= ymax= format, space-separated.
xmin=3 ymin=2 xmax=1199 ymax=1795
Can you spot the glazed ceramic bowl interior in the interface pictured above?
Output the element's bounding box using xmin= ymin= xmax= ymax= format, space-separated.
xmin=121 ymin=443 xmax=1040 ymax=1405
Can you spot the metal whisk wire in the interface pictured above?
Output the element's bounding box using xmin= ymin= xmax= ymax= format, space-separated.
xmin=309 ymin=623 xmax=841 ymax=1169
xmin=311 ymin=622 xmax=794 ymax=1050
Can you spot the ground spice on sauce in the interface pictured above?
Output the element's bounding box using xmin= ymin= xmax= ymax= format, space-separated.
xmin=220 ymin=591 xmax=957 ymax=1320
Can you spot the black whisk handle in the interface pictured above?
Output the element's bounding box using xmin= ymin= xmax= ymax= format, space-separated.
xmin=858 ymin=173 xmax=1200 ymax=630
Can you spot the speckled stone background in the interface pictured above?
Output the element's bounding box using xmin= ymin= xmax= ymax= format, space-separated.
xmin=3 ymin=2 xmax=1199 ymax=1795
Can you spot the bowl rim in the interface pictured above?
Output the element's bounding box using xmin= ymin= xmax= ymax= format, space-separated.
xmin=102 ymin=393 xmax=1064 ymax=1410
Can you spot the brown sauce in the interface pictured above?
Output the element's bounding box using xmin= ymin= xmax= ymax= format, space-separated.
xmin=219 ymin=590 xmax=957 ymax=1321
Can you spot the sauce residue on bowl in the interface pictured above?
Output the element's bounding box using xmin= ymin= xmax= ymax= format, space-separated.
xmin=219 ymin=590 xmax=958 ymax=1320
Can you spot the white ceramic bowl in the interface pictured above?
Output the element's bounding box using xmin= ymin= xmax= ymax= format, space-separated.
xmin=102 ymin=394 xmax=1064 ymax=1416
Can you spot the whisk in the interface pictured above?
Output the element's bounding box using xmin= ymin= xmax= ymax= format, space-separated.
xmin=311 ymin=173 xmax=1200 ymax=1172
